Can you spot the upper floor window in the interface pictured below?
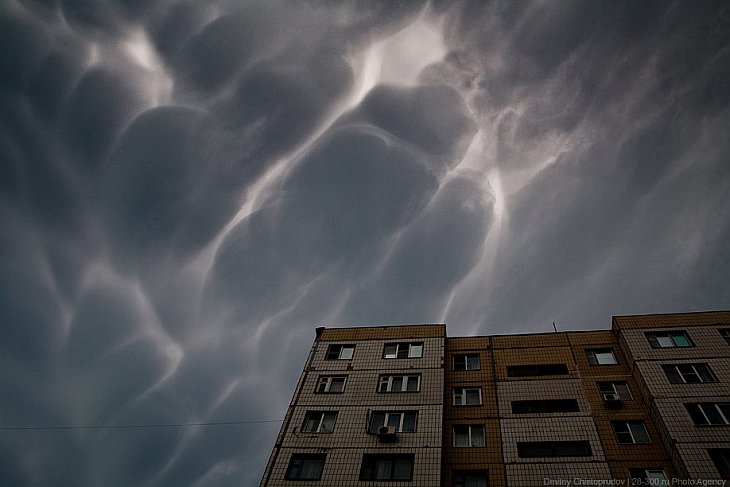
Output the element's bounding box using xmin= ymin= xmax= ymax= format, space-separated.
xmin=360 ymin=454 xmax=413 ymax=481
xmin=302 ymin=411 xmax=337 ymax=433
xmin=708 ymin=449 xmax=730 ymax=479
xmin=612 ymin=421 xmax=651 ymax=444
xmin=517 ymin=441 xmax=592 ymax=458
xmin=325 ymin=344 xmax=354 ymax=360
xmin=453 ymin=354 xmax=481 ymax=371
xmin=383 ymin=342 xmax=423 ymax=359
xmin=506 ymin=364 xmax=568 ymax=377
xmin=629 ymin=469 xmax=668 ymax=482
xmin=685 ymin=403 xmax=730 ymax=426
xmin=453 ymin=387 xmax=482 ymax=406
xmin=720 ymin=328 xmax=730 ymax=345
xmin=646 ymin=331 xmax=694 ymax=348
xmin=453 ymin=470 xmax=489 ymax=487
xmin=378 ymin=374 xmax=420 ymax=393
xmin=597 ymin=381 xmax=632 ymax=400
xmin=453 ymin=425 xmax=486 ymax=447
xmin=511 ymin=399 xmax=579 ymax=414
xmin=286 ymin=454 xmax=326 ymax=480
xmin=663 ymin=363 xmax=717 ymax=384
xmin=315 ymin=375 xmax=347 ymax=393
xmin=586 ymin=348 xmax=618 ymax=365
xmin=369 ymin=411 xmax=417 ymax=433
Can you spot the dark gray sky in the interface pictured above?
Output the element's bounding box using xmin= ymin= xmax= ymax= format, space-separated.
xmin=1 ymin=0 xmax=729 ymax=485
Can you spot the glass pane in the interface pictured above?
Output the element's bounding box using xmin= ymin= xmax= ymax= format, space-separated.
xmin=393 ymin=459 xmax=411 ymax=480
xmin=686 ymin=404 xmax=708 ymax=425
xmin=321 ymin=413 xmax=336 ymax=432
xmin=471 ymin=427 xmax=485 ymax=447
xmin=629 ymin=423 xmax=650 ymax=443
xmin=467 ymin=355 xmax=480 ymax=369
xmin=375 ymin=460 xmax=392 ymax=480
xmin=330 ymin=378 xmax=344 ymax=393
xmin=703 ymin=405 xmax=725 ymax=425
xmin=397 ymin=346 xmax=409 ymax=359
xmin=392 ymin=376 xmax=403 ymax=391
xmin=615 ymin=383 xmax=631 ymax=400
xmin=402 ymin=413 xmax=416 ymax=432
xmin=406 ymin=376 xmax=419 ymax=391
xmin=663 ymin=365 xmax=682 ymax=383
xmin=454 ymin=356 xmax=466 ymax=370
xmin=340 ymin=346 xmax=354 ymax=360
xmin=646 ymin=470 xmax=667 ymax=480
xmin=466 ymin=389 xmax=481 ymax=405
xmin=371 ymin=413 xmax=385 ymax=432
xmin=387 ymin=414 xmax=401 ymax=429
xmin=465 ymin=475 xmax=488 ymax=487
xmin=672 ymin=334 xmax=691 ymax=347
xmin=454 ymin=428 xmax=469 ymax=447
xmin=300 ymin=459 xmax=323 ymax=479
xmin=409 ymin=344 xmax=422 ymax=358
xmin=697 ymin=365 xmax=716 ymax=383
xmin=656 ymin=336 xmax=674 ymax=347
xmin=596 ymin=351 xmax=617 ymax=365
xmin=384 ymin=344 xmax=397 ymax=358
xmin=304 ymin=416 xmax=318 ymax=432
xmin=326 ymin=346 xmax=340 ymax=360
xmin=379 ymin=377 xmax=390 ymax=392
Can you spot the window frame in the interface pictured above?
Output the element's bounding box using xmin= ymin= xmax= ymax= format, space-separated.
xmin=301 ymin=411 xmax=338 ymax=433
xmin=586 ymin=348 xmax=618 ymax=365
xmin=359 ymin=454 xmax=414 ymax=481
xmin=453 ymin=470 xmax=489 ymax=487
xmin=453 ymin=354 xmax=481 ymax=371
xmin=369 ymin=411 xmax=418 ymax=433
xmin=662 ymin=363 xmax=717 ymax=384
xmin=315 ymin=375 xmax=347 ymax=393
xmin=685 ymin=403 xmax=730 ymax=426
xmin=612 ymin=420 xmax=651 ymax=444
xmin=629 ymin=469 xmax=668 ymax=481
xmin=597 ymin=381 xmax=633 ymax=400
xmin=453 ymin=425 xmax=486 ymax=447
xmin=383 ymin=342 xmax=423 ymax=359
xmin=646 ymin=331 xmax=694 ymax=348
xmin=517 ymin=441 xmax=592 ymax=458
xmin=325 ymin=344 xmax=355 ymax=360
xmin=285 ymin=453 xmax=326 ymax=481
xmin=708 ymin=448 xmax=730 ymax=479
xmin=719 ymin=328 xmax=730 ymax=345
xmin=377 ymin=374 xmax=421 ymax=393
xmin=453 ymin=387 xmax=482 ymax=406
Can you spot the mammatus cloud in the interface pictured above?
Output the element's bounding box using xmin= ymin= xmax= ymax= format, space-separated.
xmin=1 ymin=0 xmax=729 ymax=485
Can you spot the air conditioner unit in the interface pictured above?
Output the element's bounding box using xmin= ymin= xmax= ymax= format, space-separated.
xmin=377 ymin=426 xmax=398 ymax=443
xmin=602 ymin=393 xmax=623 ymax=409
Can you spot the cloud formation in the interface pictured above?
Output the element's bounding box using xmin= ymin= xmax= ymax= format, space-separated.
xmin=1 ymin=0 xmax=729 ymax=485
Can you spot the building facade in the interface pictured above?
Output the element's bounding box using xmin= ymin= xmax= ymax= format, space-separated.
xmin=260 ymin=311 xmax=730 ymax=486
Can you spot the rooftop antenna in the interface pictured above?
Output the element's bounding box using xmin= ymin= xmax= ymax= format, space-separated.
xmin=552 ymin=322 xmax=558 ymax=333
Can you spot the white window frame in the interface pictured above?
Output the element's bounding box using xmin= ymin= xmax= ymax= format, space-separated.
xmin=325 ymin=344 xmax=355 ymax=360
xmin=369 ymin=411 xmax=418 ymax=433
xmin=378 ymin=374 xmax=420 ymax=393
xmin=453 ymin=354 xmax=481 ymax=371
xmin=586 ymin=348 xmax=618 ymax=365
xmin=453 ymin=425 xmax=486 ymax=447
xmin=302 ymin=411 xmax=337 ymax=433
xmin=383 ymin=342 xmax=423 ymax=359
xmin=646 ymin=331 xmax=693 ymax=348
xmin=597 ymin=381 xmax=633 ymax=400
xmin=664 ymin=363 xmax=717 ymax=383
xmin=612 ymin=421 xmax=651 ymax=444
xmin=453 ymin=387 xmax=482 ymax=406
xmin=686 ymin=403 xmax=730 ymax=425
xmin=315 ymin=375 xmax=347 ymax=393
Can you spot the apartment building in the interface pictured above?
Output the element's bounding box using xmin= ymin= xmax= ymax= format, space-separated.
xmin=260 ymin=311 xmax=730 ymax=486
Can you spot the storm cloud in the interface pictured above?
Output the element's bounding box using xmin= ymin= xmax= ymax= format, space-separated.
xmin=1 ymin=0 xmax=729 ymax=485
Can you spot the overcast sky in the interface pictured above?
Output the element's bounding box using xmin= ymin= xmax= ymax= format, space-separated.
xmin=1 ymin=0 xmax=729 ymax=485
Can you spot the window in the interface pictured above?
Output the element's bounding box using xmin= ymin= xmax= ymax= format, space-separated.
xmin=517 ymin=441 xmax=592 ymax=458
xmin=709 ymin=449 xmax=730 ymax=480
xmin=325 ymin=344 xmax=354 ymax=360
xmin=506 ymin=364 xmax=568 ymax=377
xmin=597 ymin=381 xmax=633 ymax=400
xmin=302 ymin=411 xmax=337 ymax=433
xmin=286 ymin=454 xmax=325 ymax=480
xmin=454 ymin=354 xmax=481 ymax=371
xmin=369 ymin=411 xmax=417 ymax=433
xmin=360 ymin=454 xmax=414 ymax=481
xmin=453 ymin=425 xmax=486 ymax=447
xmin=511 ymin=399 xmax=579 ymax=414
xmin=646 ymin=331 xmax=693 ymax=348
xmin=453 ymin=470 xmax=489 ymax=487
xmin=663 ymin=363 xmax=717 ymax=384
xmin=453 ymin=387 xmax=482 ymax=406
xmin=383 ymin=342 xmax=423 ymax=359
xmin=629 ymin=469 xmax=668 ymax=481
xmin=315 ymin=375 xmax=346 ymax=393
xmin=685 ymin=403 xmax=730 ymax=425
xmin=612 ymin=421 xmax=651 ymax=444
xmin=720 ymin=329 xmax=730 ymax=345
xmin=586 ymin=348 xmax=618 ymax=365
xmin=378 ymin=374 xmax=420 ymax=393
